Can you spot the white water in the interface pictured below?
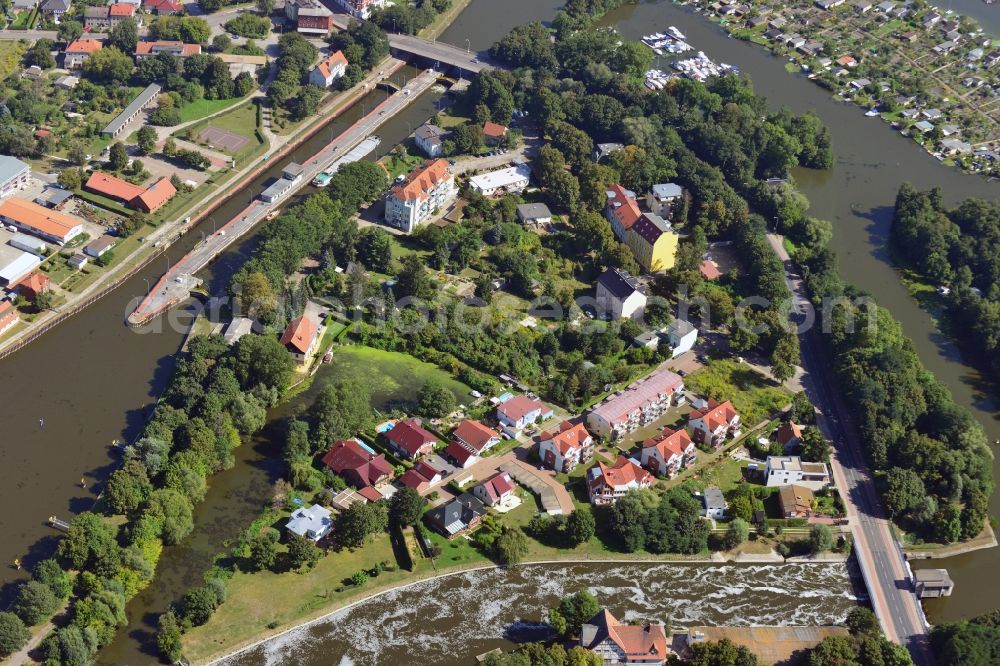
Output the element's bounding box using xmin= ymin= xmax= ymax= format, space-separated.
xmin=221 ymin=562 xmax=858 ymax=666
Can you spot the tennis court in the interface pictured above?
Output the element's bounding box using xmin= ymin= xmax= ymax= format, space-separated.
xmin=197 ymin=126 xmax=249 ymax=153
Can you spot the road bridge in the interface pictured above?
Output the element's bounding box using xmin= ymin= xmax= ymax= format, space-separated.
xmin=126 ymin=69 xmax=439 ymax=327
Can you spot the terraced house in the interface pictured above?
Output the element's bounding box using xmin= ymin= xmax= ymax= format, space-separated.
xmin=586 ymin=368 xmax=685 ymax=440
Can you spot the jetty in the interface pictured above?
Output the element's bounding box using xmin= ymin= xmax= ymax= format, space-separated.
xmin=126 ymin=69 xmax=439 ymax=327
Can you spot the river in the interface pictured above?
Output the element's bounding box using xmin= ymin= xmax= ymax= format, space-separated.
xmin=0 ymin=0 xmax=995 ymax=661
xmin=218 ymin=562 xmax=859 ymax=666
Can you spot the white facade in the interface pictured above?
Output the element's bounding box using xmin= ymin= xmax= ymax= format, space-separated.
xmin=646 ymin=183 xmax=682 ymax=218
xmin=0 ymin=156 xmax=30 ymax=199
xmin=666 ymin=319 xmax=698 ymax=358
xmin=329 ymin=0 xmax=387 ymax=19
xmin=285 ymin=504 xmax=333 ymax=542
xmin=595 ymin=278 xmax=646 ymax=320
xmin=468 ymin=164 xmax=531 ymax=197
xmin=384 ymin=165 xmax=457 ymax=234
xmin=764 ymin=456 xmax=830 ymax=489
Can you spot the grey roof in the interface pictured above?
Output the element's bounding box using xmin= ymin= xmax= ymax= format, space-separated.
xmin=261 ymin=177 xmax=295 ymax=200
xmin=668 ymin=318 xmax=696 ymax=338
xmin=415 ymin=123 xmax=447 ymax=141
xmin=914 ymin=568 xmax=952 ymax=585
xmin=597 ymin=268 xmax=643 ymax=300
xmin=427 ymin=493 xmax=484 ymax=535
xmin=35 ymin=187 xmax=72 ymax=207
xmin=103 ymin=84 xmax=161 ymax=136
xmin=516 ymin=202 xmax=551 ymax=221
xmin=224 ymin=317 xmax=254 ymax=344
xmin=650 ymin=183 xmax=682 ymax=200
xmin=41 ymin=0 xmax=70 ymax=11
xmin=941 ymin=139 xmax=971 ymax=153
xmin=84 ymin=5 xmax=108 ymax=17
xmin=703 ymin=486 xmax=726 ymax=510
xmin=283 ymin=162 xmax=305 ymax=178
xmin=0 ymin=155 xmax=29 ymax=186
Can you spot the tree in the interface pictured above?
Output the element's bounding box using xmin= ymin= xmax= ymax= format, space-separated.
xmin=83 ymin=46 xmax=134 ymax=84
xmin=108 ymin=142 xmax=129 ymax=171
xmin=791 ymin=391 xmax=815 ymax=424
xmin=109 ymin=17 xmax=139 ymax=54
xmin=183 ymin=586 xmax=218 ymax=626
xmin=247 ymin=530 xmax=279 ymax=571
xmin=356 ymin=227 xmax=393 ymax=273
xmin=33 ymin=559 xmax=71 ymax=600
xmin=846 ymin=607 xmax=880 ymax=638
xmin=105 ymin=459 xmax=153 ymax=514
xmin=337 ymin=501 xmax=388 ymax=548
xmin=13 ymin=580 xmax=58 ymax=625
xmin=26 ymin=41 xmax=56 ymax=69
xmin=156 ymin=610 xmax=183 ymax=662
xmin=212 ymin=33 xmax=232 ymax=52
xmin=0 ymin=613 xmax=28 ymax=659
xmin=231 ymin=333 xmax=294 ymax=390
xmin=256 ymin=0 xmax=275 ymax=13
xmin=809 ymin=524 xmax=834 ymax=554
xmin=389 ymin=487 xmax=425 ymax=527
xmin=57 ymin=20 xmax=83 ymax=43
xmin=136 ymin=126 xmax=157 ymax=156
xmin=549 ymin=590 xmax=600 ymax=638
xmin=689 ymin=639 xmax=759 ymax=666
xmin=493 ymin=527 xmax=529 ymax=565
xmin=224 ymin=14 xmax=272 ymax=39
xmin=723 ymin=518 xmax=750 ymax=550
xmin=799 ymin=427 xmax=831 ymax=463
xmin=396 ymin=253 xmax=434 ymax=301
xmin=57 ymin=513 xmax=118 ymax=570
xmin=565 ymin=510 xmax=596 ymax=546
xmin=882 ymin=468 xmax=926 ymax=518
xmin=144 ymin=488 xmax=195 ymax=545
xmin=416 ymin=380 xmax=456 ymax=418
xmin=286 ymin=534 xmax=322 ymax=571
xmin=57 ymin=168 xmax=83 ymax=191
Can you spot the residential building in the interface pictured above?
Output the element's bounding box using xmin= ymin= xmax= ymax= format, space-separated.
xmin=0 ymin=246 xmax=41 ymax=286
xmin=605 ymin=185 xmax=642 ymax=240
xmin=482 ymin=121 xmax=508 ymax=146
xmin=279 ymin=315 xmax=319 ymax=363
xmin=595 ymin=268 xmax=646 ymax=320
xmin=84 ymin=6 xmax=110 ymax=30
xmin=688 ymin=400 xmax=741 ymax=448
xmin=384 ymin=417 xmax=437 ymax=460
xmin=83 ymin=235 xmax=117 ymax=259
xmin=329 ymin=0 xmax=388 ymax=19
xmin=384 ymin=159 xmax=457 ymax=233
xmin=64 ymin=39 xmax=102 ymax=69
xmin=108 ymin=3 xmax=136 ymax=26
xmin=285 ymin=504 xmax=333 ymax=542
xmin=399 ymin=460 xmax=443 ymax=493
xmin=941 ymin=139 xmax=972 ymax=155
xmin=414 ymin=123 xmax=448 ymax=157
xmin=496 ymin=395 xmax=553 ymax=431
xmin=646 ymin=183 xmax=683 ymax=219
xmin=538 ymin=420 xmax=594 ymax=473
xmin=592 ymin=142 xmax=624 ymax=162
xmin=142 ymin=0 xmax=183 ymax=14
xmin=516 ymin=202 xmax=552 ymax=227
xmin=701 ymin=486 xmax=726 ymax=519
xmin=425 ymin=492 xmax=485 ymax=537
xmin=0 ymin=301 xmax=20 ymax=336
xmin=0 ymin=198 xmax=84 ymax=245
xmin=472 ymin=471 xmax=516 ymax=507
xmin=0 ymin=156 xmax=30 ymax=199
xmin=40 ymin=0 xmax=69 ymax=19
xmin=778 ymin=484 xmax=814 ymax=518
xmin=16 ymin=271 xmax=50 ymax=302
xmin=222 ymin=317 xmax=253 ymax=345
xmin=135 ymin=41 xmax=202 ymax=59
xmin=443 ymin=440 xmax=480 ymax=468
xmin=664 ymin=319 xmax=698 ymax=358
xmin=321 ymin=438 xmax=393 ymax=489
xmin=580 ymin=608 xmax=668 ymax=666
xmin=102 ymin=83 xmax=162 ymax=137
xmin=625 ymin=212 xmax=678 ymax=272
xmin=587 ymin=456 xmax=653 ymax=505
xmin=586 ymin=368 xmax=685 ymax=440
xmin=764 ymin=456 xmax=830 ymax=488
xmin=309 ymin=51 xmax=348 ymax=87
xmin=467 ymin=164 xmax=531 ymax=197
xmin=84 ymin=171 xmax=176 ymax=213
xmin=640 ymin=427 xmax=695 ymax=478
xmin=774 ymin=421 xmax=803 ymax=452
xmin=815 ymin=0 xmax=844 ymax=9
xmin=699 ymin=259 xmax=722 ymax=281
xmin=452 ymin=419 xmax=501 ymax=455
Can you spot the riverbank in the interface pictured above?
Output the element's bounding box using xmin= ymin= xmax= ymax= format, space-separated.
xmin=192 ymin=552 xmax=851 ymax=665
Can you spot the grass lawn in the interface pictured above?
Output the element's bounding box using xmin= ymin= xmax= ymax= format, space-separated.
xmin=683 ymin=359 xmax=791 ymax=426
xmin=178 ymin=96 xmax=247 ymax=124
xmin=0 ymin=41 xmax=25 ymax=78
xmin=8 ymin=10 xmax=32 ymax=28
xmin=379 ymin=153 xmax=424 ymax=180
xmin=695 ymin=456 xmax=753 ymax=493
xmin=313 ymin=345 xmax=473 ymax=412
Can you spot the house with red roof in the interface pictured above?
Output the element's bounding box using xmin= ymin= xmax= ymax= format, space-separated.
xmin=482 ymin=121 xmax=508 ymax=146
xmin=64 ymin=39 xmax=102 ymax=69
xmin=17 ymin=272 xmax=50 ymax=302
xmin=135 ymin=41 xmax=202 ymax=59
xmin=699 ymin=258 xmax=722 ymax=280
xmin=688 ymin=399 xmax=741 ymax=448
xmin=774 ymin=421 xmax=803 ymax=453
xmin=321 ymin=438 xmax=393 ymax=490
xmin=142 ymin=0 xmax=183 ymax=14
xmin=538 ymin=420 xmax=593 ymax=473
xmin=309 ymin=50 xmax=348 ymax=87
xmin=639 ymin=427 xmax=696 ymax=478
xmin=108 ymin=3 xmax=137 ymax=26
xmin=587 ymin=456 xmax=653 ymax=506
xmin=451 ymin=419 xmax=500 ymax=455
xmin=604 ymin=184 xmax=642 ymax=241
xmin=496 ymin=395 xmax=553 ymax=431
xmin=384 ymin=158 xmax=456 ymax=233
xmin=443 ymin=440 xmax=479 ymax=469
xmin=398 ymin=460 xmax=442 ymax=493
xmin=384 ymin=417 xmax=438 ymax=460
xmin=0 ymin=301 xmax=19 ymax=336
xmin=472 ymin=471 xmax=516 ymax=507
xmin=84 ymin=172 xmax=176 ymax=213
xmin=279 ymin=315 xmax=319 ymax=363
xmin=580 ymin=608 xmax=669 ymax=665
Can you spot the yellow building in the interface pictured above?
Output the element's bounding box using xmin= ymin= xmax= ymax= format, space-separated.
xmin=626 ymin=212 xmax=678 ymax=272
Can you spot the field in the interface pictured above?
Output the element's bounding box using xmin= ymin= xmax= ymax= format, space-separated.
xmin=0 ymin=41 xmax=24 ymax=78
xmin=314 ymin=345 xmax=473 ymax=412
xmin=683 ymin=359 xmax=791 ymax=425
xmin=178 ymin=102 xmax=265 ymax=161
xmin=177 ymin=96 xmax=247 ymax=124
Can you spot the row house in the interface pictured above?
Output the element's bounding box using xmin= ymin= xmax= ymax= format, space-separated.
xmin=604 ymin=184 xmax=642 ymax=241
xmin=639 ymin=427 xmax=696 ymax=478
xmin=688 ymin=399 xmax=741 ymax=448
xmin=538 ymin=420 xmax=594 ymax=473
xmin=587 ymin=456 xmax=653 ymax=506
xmin=586 ymin=368 xmax=685 ymax=440
xmin=384 ymin=158 xmax=457 ymax=233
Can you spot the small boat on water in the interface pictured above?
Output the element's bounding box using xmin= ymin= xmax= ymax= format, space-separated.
xmin=668 ymin=26 xmax=686 ymax=41
xmin=312 ymin=172 xmax=332 ymax=187
xmin=865 ymin=108 xmax=880 ymax=117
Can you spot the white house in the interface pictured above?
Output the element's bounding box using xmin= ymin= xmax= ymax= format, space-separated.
xmin=467 ymin=164 xmax=531 ymax=197
xmin=309 ymin=50 xmax=348 ymax=88
xmin=384 ymin=159 xmax=457 ymax=233
xmin=587 ymin=456 xmax=653 ymax=506
xmin=701 ymin=486 xmax=727 ymax=519
xmin=472 ymin=471 xmax=516 ymax=507
xmin=764 ymin=456 xmax=830 ymax=489
xmin=646 ymin=183 xmax=683 ymax=218
xmin=329 ymin=0 xmax=387 ymax=19
xmin=285 ymin=504 xmax=333 ymax=541
xmin=595 ymin=268 xmax=646 ymax=320
xmin=587 ymin=368 xmax=684 ymax=440
xmin=496 ymin=395 xmax=553 ymax=431
xmin=0 ymin=156 xmax=30 ymax=199
xmin=414 ymin=123 xmax=448 ymax=158
xmin=665 ymin=318 xmax=698 ymax=357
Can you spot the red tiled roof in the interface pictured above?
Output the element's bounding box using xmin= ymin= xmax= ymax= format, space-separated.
xmin=109 ymin=3 xmax=134 ymax=16
xmin=0 ymin=198 xmax=82 ymax=241
xmin=316 ymin=50 xmax=348 ymax=79
xmin=444 ymin=440 xmax=478 ymax=466
xmin=85 ymin=171 xmax=146 ymax=203
xmin=66 ymin=39 xmax=102 ymax=54
xmin=135 ymin=41 xmax=202 ymax=57
xmin=390 ymin=159 xmax=450 ymax=202
xmin=143 ymin=0 xmax=184 ymax=12
xmin=606 ymin=184 xmax=641 ymax=231
xmin=775 ymin=421 xmax=803 ymax=446
xmin=541 ymin=420 xmax=591 ymax=455
xmin=135 ymin=177 xmax=176 ymax=213
xmin=18 ymin=272 xmax=50 ymax=296
xmin=321 ymin=439 xmax=392 ymax=488
xmin=482 ymin=121 xmax=507 ymax=139
xmin=0 ymin=301 xmax=18 ymax=329
xmin=280 ymin=316 xmax=318 ymax=354
xmin=399 ymin=460 xmax=441 ymax=490
xmin=452 ymin=419 xmax=498 ymax=452
xmin=642 ymin=427 xmax=693 ymax=460
xmin=583 ymin=608 xmax=667 ymax=660
xmin=385 ymin=418 xmax=437 ymax=456
xmin=479 ymin=471 xmax=514 ymax=502
xmin=690 ymin=400 xmax=739 ymax=433
xmin=592 ymin=456 xmax=652 ymax=491
xmin=357 ymin=485 xmax=383 ymax=502
xmin=699 ymin=259 xmax=722 ymax=280
xmin=497 ymin=395 xmax=548 ymax=422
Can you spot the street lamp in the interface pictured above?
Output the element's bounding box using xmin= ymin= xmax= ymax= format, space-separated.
xmin=465 ymin=38 xmax=470 ymax=55
xmin=143 ymin=278 xmax=150 ymax=295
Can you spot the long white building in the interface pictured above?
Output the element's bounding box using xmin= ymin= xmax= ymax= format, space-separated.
xmin=384 ymin=158 xmax=456 ymax=233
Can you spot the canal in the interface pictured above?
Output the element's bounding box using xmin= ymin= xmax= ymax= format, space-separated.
xmin=0 ymin=0 xmax=995 ymax=661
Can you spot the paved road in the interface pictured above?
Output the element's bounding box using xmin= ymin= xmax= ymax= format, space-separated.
xmin=127 ymin=68 xmax=438 ymax=326
xmin=767 ymin=234 xmax=932 ymax=665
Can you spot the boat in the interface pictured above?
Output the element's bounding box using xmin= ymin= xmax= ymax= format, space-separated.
xmin=865 ymin=108 xmax=880 ymax=117
xmin=312 ymin=172 xmax=332 ymax=187
xmin=668 ymin=26 xmax=686 ymax=41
